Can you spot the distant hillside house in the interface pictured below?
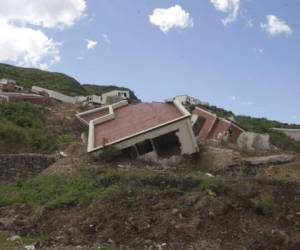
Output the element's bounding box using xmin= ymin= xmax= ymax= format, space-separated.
xmin=272 ymin=128 xmax=300 ymax=142
xmin=83 ymin=90 xmax=130 ymax=105
xmin=192 ymin=107 xmax=244 ymax=143
xmin=101 ymin=89 xmax=130 ymax=104
xmin=76 ymin=100 xmax=198 ymax=160
xmin=31 ymin=86 xmax=130 ymax=106
xmin=0 ymin=92 xmax=47 ymax=105
xmin=0 ymin=79 xmax=23 ymax=92
xmin=32 ymin=86 xmax=76 ymax=104
xmin=174 ymin=95 xmax=209 ymax=106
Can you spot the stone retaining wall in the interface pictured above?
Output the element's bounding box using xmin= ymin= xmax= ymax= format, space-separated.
xmin=0 ymin=154 xmax=56 ymax=183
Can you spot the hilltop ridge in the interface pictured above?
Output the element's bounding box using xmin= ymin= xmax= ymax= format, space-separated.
xmin=0 ymin=63 xmax=138 ymax=101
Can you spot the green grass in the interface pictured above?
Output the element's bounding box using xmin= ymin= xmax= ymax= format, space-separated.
xmin=0 ymin=168 xmax=223 ymax=209
xmin=0 ymin=102 xmax=59 ymax=153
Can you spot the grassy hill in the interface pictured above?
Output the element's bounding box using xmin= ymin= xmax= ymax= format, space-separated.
xmin=0 ymin=63 xmax=86 ymax=96
xmin=0 ymin=63 xmax=138 ymax=101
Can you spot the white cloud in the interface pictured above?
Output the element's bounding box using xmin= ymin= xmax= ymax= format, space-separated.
xmin=149 ymin=5 xmax=193 ymax=33
xmin=246 ymin=18 xmax=254 ymax=28
xmin=210 ymin=0 xmax=240 ymax=25
xmin=261 ymin=15 xmax=292 ymax=36
xmin=253 ymin=48 xmax=264 ymax=54
xmin=0 ymin=0 xmax=85 ymax=69
xmin=86 ymin=39 xmax=98 ymax=50
xmin=102 ymin=34 xmax=111 ymax=44
xmin=0 ymin=20 xmax=60 ymax=69
xmin=0 ymin=0 xmax=86 ymax=28
xmin=241 ymin=101 xmax=254 ymax=106
xmin=230 ymin=95 xmax=237 ymax=101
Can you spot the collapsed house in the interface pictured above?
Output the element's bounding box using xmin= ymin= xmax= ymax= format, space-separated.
xmin=0 ymin=79 xmax=23 ymax=92
xmin=174 ymin=95 xmax=209 ymax=106
xmin=76 ymin=100 xmax=199 ymax=159
xmin=0 ymin=92 xmax=47 ymax=105
xmin=32 ymin=86 xmax=130 ymax=106
xmin=191 ymin=107 xmax=244 ymax=143
xmin=84 ymin=90 xmax=130 ymax=105
xmin=32 ymin=86 xmax=77 ymax=104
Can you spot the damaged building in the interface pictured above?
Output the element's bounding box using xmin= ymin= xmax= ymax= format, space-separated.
xmin=0 ymin=92 xmax=48 ymax=105
xmin=76 ymin=100 xmax=199 ymax=160
xmin=191 ymin=107 xmax=244 ymax=144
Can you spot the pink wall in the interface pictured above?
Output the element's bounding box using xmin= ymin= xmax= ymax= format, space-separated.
xmin=192 ymin=108 xmax=217 ymax=140
xmin=208 ymin=119 xmax=231 ymax=140
xmin=192 ymin=107 xmax=244 ymax=143
xmin=12 ymin=96 xmax=47 ymax=105
xmin=228 ymin=124 xmax=244 ymax=143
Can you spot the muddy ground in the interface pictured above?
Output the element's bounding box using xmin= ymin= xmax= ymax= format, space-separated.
xmin=0 ymin=157 xmax=299 ymax=250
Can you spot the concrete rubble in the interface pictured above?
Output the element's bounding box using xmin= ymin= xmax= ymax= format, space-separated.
xmin=237 ymin=132 xmax=271 ymax=151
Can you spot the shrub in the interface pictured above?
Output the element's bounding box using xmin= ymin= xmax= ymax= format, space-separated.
xmin=253 ymin=192 xmax=276 ymax=215
xmin=0 ymin=102 xmax=59 ymax=153
xmin=269 ymin=130 xmax=300 ymax=153
xmin=96 ymin=146 xmax=122 ymax=162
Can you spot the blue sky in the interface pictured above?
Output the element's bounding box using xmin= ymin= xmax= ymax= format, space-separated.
xmin=0 ymin=0 xmax=299 ymax=124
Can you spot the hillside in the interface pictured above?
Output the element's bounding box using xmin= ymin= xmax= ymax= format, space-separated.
xmin=0 ymin=63 xmax=138 ymax=101
xmin=0 ymin=161 xmax=299 ymax=249
xmin=0 ymin=63 xmax=86 ymax=96
xmin=0 ymin=102 xmax=80 ymax=154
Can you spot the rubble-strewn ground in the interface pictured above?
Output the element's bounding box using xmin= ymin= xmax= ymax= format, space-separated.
xmin=0 ymin=156 xmax=299 ymax=250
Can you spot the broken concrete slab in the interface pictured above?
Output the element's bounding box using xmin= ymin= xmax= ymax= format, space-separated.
xmin=243 ymin=154 xmax=296 ymax=166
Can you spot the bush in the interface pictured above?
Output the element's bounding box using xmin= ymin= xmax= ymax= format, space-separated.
xmin=0 ymin=102 xmax=59 ymax=153
xmin=253 ymin=192 xmax=276 ymax=215
xmin=269 ymin=130 xmax=300 ymax=153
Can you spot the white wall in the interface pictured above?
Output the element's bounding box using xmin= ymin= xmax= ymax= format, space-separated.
xmin=32 ymin=86 xmax=76 ymax=104
xmin=87 ymin=95 xmax=102 ymax=104
xmin=102 ymin=90 xmax=130 ymax=104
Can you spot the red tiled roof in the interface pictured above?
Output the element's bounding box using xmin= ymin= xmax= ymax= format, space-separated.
xmin=79 ymin=108 xmax=109 ymax=124
xmin=93 ymin=102 xmax=184 ymax=148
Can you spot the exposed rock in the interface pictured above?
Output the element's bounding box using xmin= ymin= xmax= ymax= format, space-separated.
xmin=24 ymin=245 xmax=35 ymax=250
xmin=7 ymin=235 xmax=21 ymax=241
